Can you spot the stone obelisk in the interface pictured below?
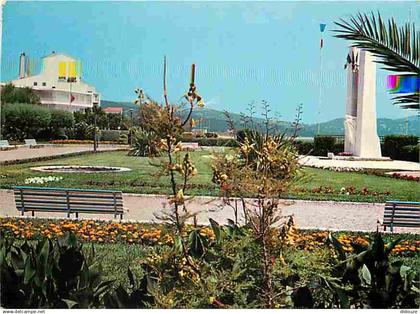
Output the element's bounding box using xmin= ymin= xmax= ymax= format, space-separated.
xmin=344 ymin=47 xmax=382 ymax=158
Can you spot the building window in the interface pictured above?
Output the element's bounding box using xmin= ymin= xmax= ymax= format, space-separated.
xmin=33 ymin=82 xmax=37 ymax=86
xmin=42 ymin=82 xmax=46 ymax=86
xmin=52 ymin=86 xmax=56 ymax=89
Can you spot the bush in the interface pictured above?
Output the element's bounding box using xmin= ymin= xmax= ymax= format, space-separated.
xmin=100 ymin=130 xmax=128 ymax=142
xmin=205 ymin=132 xmax=218 ymax=138
xmin=1 ymin=103 xmax=51 ymax=141
xmin=197 ymin=138 xmax=238 ymax=147
xmin=383 ymin=135 xmax=419 ymax=161
xmin=400 ymin=145 xmax=419 ymax=162
xmin=0 ymin=232 xmax=113 ymax=309
xmin=49 ymin=110 xmax=74 ymax=139
xmin=294 ymin=141 xmax=314 ymax=155
xmin=128 ymin=129 xmax=161 ymax=157
xmin=313 ymin=136 xmax=336 ymax=156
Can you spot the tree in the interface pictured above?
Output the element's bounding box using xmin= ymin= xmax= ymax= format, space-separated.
xmin=334 ymin=12 xmax=419 ymax=109
xmin=1 ymin=103 xmax=51 ymax=140
xmin=1 ymin=84 xmax=40 ymax=105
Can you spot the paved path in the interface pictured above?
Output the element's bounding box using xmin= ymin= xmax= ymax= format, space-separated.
xmin=300 ymin=156 xmax=420 ymax=171
xmin=0 ymin=144 xmax=128 ymax=163
xmin=1 ymin=189 xmax=417 ymax=233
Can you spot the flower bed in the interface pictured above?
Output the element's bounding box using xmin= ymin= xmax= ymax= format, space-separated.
xmin=391 ymin=172 xmax=420 ymax=182
xmin=293 ymin=185 xmax=391 ymax=196
xmin=1 ymin=217 xmax=417 ymax=256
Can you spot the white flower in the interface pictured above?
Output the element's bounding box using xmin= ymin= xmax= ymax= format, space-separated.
xmin=24 ymin=176 xmax=63 ymax=185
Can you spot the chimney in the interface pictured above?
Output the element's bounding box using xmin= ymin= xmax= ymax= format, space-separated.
xmin=25 ymin=55 xmax=30 ymax=77
xmin=18 ymin=52 xmax=26 ymax=79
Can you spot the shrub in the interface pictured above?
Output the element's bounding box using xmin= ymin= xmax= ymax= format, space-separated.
xmin=197 ymin=138 xmax=238 ymax=147
xmin=128 ymin=129 xmax=160 ymax=157
xmin=294 ymin=141 xmax=314 ymax=155
xmin=383 ymin=135 xmax=419 ymax=160
xmin=400 ymin=145 xmax=419 ymax=162
xmin=100 ymin=130 xmax=128 ymax=142
xmin=1 ymin=103 xmax=51 ymax=141
xmin=313 ymin=136 xmax=336 ymax=156
xmin=49 ymin=109 xmax=74 ymax=139
xmin=0 ymin=232 xmax=113 ymax=309
xmin=205 ymin=132 xmax=218 ymax=138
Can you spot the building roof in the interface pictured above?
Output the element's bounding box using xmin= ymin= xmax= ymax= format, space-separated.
xmin=103 ymin=107 xmax=123 ymax=114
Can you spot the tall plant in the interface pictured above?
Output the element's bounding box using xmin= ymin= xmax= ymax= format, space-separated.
xmin=212 ymin=101 xmax=302 ymax=307
xmin=137 ymin=57 xmax=204 ymax=268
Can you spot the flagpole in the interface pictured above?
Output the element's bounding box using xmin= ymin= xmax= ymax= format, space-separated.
xmin=317 ymin=24 xmax=326 ymax=136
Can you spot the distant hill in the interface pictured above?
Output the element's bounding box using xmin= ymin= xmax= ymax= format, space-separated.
xmin=101 ymin=100 xmax=419 ymax=137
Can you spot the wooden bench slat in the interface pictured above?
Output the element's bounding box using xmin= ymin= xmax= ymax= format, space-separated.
xmin=16 ymin=207 xmax=123 ymax=214
xmin=14 ymin=191 xmax=123 ymax=200
xmin=15 ymin=199 xmax=123 ymax=206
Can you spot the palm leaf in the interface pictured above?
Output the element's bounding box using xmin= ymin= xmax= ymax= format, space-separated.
xmin=334 ymin=12 xmax=419 ymax=110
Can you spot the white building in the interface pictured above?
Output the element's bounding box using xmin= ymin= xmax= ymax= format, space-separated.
xmin=10 ymin=52 xmax=100 ymax=112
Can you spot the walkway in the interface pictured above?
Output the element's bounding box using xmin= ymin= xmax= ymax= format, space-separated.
xmin=0 ymin=144 xmax=128 ymax=163
xmin=1 ymin=189 xmax=417 ymax=233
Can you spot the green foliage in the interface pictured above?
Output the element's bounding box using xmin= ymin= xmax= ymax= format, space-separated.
xmin=400 ymin=144 xmax=419 ymax=162
xmin=313 ymin=136 xmax=337 ymax=156
xmin=1 ymin=84 xmax=40 ymax=105
xmin=204 ymin=132 xmax=218 ymax=138
xmin=293 ymin=140 xmax=314 ymax=155
xmin=0 ymin=232 xmax=113 ymax=308
xmin=128 ymin=128 xmax=161 ymax=157
xmin=383 ymin=135 xmax=419 ymax=160
xmin=100 ymin=130 xmax=128 ymax=142
xmin=1 ymin=103 xmax=51 ymax=141
xmin=325 ymin=232 xmax=419 ymax=309
xmin=103 ymin=268 xmax=154 ymax=308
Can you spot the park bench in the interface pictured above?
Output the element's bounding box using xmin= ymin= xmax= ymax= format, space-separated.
xmin=382 ymin=200 xmax=420 ymax=232
xmin=13 ymin=186 xmax=124 ymax=219
xmin=0 ymin=140 xmax=16 ymax=151
xmin=24 ymin=139 xmax=44 ymax=148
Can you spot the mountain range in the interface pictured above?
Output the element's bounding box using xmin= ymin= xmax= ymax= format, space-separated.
xmin=101 ymin=100 xmax=419 ymax=137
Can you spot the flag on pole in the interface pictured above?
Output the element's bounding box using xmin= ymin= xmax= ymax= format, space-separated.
xmin=319 ymin=23 xmax=327 ymax=49
xmin=70 ymin=94 xmax=75 ymax=103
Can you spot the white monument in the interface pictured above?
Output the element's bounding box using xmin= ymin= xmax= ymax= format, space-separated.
xmin=344 ymin=47 xmax=382 ymax=158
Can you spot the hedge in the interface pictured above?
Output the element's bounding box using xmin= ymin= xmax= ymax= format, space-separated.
xmin=180 ymin=137 xmax=238 ymax=147
xmin=313 ymin=136 xmax=337 ymax=156
xmin=383 ymin=135 xmax=419 ymax=161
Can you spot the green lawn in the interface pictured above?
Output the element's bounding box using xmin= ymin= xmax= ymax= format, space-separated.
xmin=0 ymin=150 xmax=418 ymax=202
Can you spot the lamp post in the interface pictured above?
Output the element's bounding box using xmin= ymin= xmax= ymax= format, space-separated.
xmin=0 ymin=0 xmax=7 ymax=140
xmin=93 ymin=104 xmax=98 ymax=152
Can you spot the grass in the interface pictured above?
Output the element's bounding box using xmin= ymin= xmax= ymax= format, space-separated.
xmin=0 ymin=150 xmax=418 ymax=202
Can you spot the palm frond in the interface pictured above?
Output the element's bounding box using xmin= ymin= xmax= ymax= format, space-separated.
xmin=334 ymin=12 xmax=419 ymax=110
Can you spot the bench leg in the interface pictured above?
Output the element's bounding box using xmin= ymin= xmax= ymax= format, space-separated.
xmin=32 ymin=211 xmax=34 ymax=217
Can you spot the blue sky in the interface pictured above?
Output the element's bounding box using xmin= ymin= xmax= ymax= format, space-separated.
xmin=2 ymin=0 xmax=418 ymax=123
